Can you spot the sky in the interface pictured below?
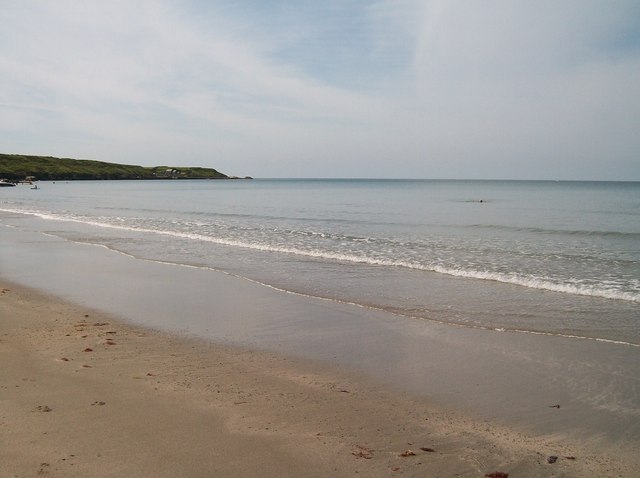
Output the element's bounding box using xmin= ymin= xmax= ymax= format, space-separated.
xmin=1 ymin=1 xmax=639 ymax=180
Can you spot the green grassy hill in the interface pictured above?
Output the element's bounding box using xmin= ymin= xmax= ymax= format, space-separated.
xmin=0 ymin=154 xmax=229 ymax=180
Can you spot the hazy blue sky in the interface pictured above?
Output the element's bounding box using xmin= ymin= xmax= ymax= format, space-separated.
xmin=1 ymin=1 xmax=639 ymax=179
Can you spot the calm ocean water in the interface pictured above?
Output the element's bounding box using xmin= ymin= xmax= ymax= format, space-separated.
xmin=2 ymin=179 xmax=639 ymax=344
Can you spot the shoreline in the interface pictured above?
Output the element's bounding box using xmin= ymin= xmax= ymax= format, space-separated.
xmin=3 ymin=220 xmax=639 ymax=438
xmin=2 ymin=213 xmax=640 ymax=476
xmin=2 ymin=281 xmax=633 ymax=477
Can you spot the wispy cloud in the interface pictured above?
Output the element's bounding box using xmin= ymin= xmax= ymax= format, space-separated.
xmin=1 ymin=0 xmax=638 ymax=179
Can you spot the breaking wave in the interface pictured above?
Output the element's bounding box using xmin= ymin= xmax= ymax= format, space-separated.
xmin=2 ymin=206 xmax=638 ymax=304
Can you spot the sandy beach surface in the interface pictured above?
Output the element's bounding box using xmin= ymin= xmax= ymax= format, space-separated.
xmin=1 ymin=281 xmax=638 ymax=477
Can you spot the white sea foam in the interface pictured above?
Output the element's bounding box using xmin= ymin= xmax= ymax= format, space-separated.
xmin=27 ymin=230 xmax=640 ymax=349
xmin=2 ymin=206 xmax=639 ymax=304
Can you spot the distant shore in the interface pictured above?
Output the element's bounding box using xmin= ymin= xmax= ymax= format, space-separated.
xmin=0 ymin=153 xmax=249 ymax=181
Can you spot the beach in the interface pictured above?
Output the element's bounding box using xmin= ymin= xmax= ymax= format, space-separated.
xmin=2 ymin=281 xmax=637 ymax=478
xmin=3 ymin=0 xmax=639 ymax=473
xmin=1 ymin=180 xmax=639 ymax=476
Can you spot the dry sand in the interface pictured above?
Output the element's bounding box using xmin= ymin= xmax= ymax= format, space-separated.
xmin=1 ymin=282 xmax=636 ymax=477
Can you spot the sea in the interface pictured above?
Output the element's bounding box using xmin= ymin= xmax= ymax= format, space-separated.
xmin=1 ymin=178 xmax=639 ymax=346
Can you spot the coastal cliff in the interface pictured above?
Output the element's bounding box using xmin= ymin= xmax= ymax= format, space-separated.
xmin=0 ymin=153 xmax=232 ymax=181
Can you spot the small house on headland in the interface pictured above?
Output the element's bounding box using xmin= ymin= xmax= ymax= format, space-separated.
xmin=155 ymin=168 xmax=182 ymax=179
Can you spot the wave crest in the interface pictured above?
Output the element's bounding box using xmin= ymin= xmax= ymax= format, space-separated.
xmin=3 ymin=206 xmax=638 ymax=303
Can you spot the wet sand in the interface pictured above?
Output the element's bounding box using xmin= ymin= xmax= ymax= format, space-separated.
xmin=2 ymin=282 xmax=635 ymax=477
xmin=2 ymin=216 xmax=640 ymax=476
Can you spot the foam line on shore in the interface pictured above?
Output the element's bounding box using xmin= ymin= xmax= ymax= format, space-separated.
xmin=2 ymin=206 xmax=638 ymax=303
xmin=34 ymin=227 xmax=640 ymax=349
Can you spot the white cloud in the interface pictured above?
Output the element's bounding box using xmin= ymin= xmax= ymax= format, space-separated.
xmin=1 ymin=0 xmax=638 ymax=179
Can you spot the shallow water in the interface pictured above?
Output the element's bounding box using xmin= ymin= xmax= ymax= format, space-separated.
xmin=1 ymin=179 xmax=639 ymax=344
xmin=2 ymin=221 xmax=639 ymax=443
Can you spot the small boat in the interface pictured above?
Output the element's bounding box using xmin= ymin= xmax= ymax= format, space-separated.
xmin=31 ymin=185 xmax=39 ymax=190
xmin=0 ymin=180 xmax=16 ymax=187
